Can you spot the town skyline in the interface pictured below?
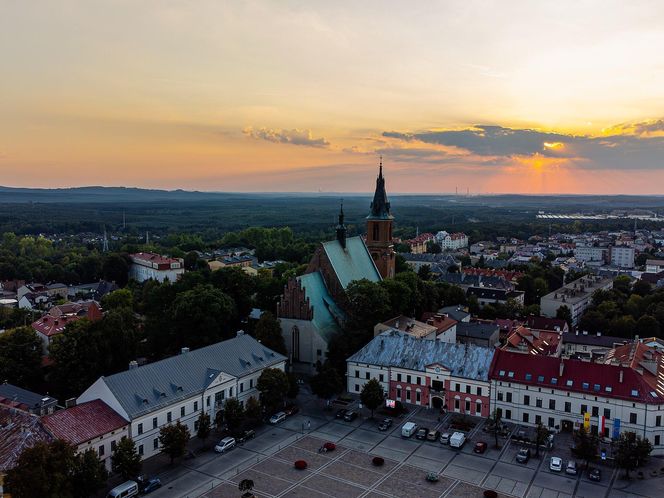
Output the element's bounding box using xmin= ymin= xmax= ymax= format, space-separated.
xmin=1 ymin=1 xmax=664 ymax=194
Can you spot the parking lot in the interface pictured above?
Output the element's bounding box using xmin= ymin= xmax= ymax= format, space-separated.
xmin=144 ymin=396 xmax=664 ymax=498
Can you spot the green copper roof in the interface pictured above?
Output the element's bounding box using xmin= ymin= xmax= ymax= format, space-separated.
xmin=321 ymin=236 xmax=382 ymax=289
xmin=297 ymin=272 xmax=345 ymax=342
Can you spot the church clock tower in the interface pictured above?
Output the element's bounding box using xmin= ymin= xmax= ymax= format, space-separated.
xmin=366 ymin=158 xmax=395 ymax=279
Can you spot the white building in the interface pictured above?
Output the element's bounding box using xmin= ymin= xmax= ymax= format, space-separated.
xmin=490 ymin=346 xmax=664 ymax=456
xmin=574 ymin=246 xmax=608 ymax=263
xmin=540 ymin=275 xmax=613 ymax=326
xmin=610 ymin=246 xmax=635 ymax=268
xmin=129 ymin=252 xmax=185 ymax=283
xmin=436 ymin=231 xmax=469 ymax=250
xmin=77 ymin=333 xmax=286 ymax=461
xmin=646 ymin=259 xmax=664 ymax=273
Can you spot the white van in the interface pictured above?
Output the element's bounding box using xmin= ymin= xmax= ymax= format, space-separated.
xmin=449 ymin=432 xmax=466 ymax=448
xmin=401 ymin=421 xmax=418 ymax=438
xmin=107 ymin=480 xmax=139 ymax=498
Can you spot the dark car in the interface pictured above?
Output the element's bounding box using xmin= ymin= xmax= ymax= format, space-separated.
xmin=335 ymin=408 xmax=348 ymax=419
xmin=588 ymin=468 xmax=602 ymax=482
xmin=473 ymin=442 xmax=488 ymax=454
xmin=139 ymin=477 xmax=162 ymax=494
xmin=344 ymin=410 xmax=358 ymax=422
xmin=426 ymin=429 xmax=441 ymax=442
xmin=285 ymin=404 xmax=300 ymax=416
xmin=378 ymin=418 xmax=393 ymax=431
xmin=516 ymin=448 xmax=531 ymax=463
xmin=416 ymin=427 xmax=429 ymax=440
xmin=237 ymin=429 xmax=255 ymax=444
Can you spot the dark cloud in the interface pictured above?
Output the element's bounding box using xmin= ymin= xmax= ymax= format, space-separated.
xmin=383 ymin=122 xmax=664 ymax=170
xmin=243 ymin=126 xmax=329 ymax=148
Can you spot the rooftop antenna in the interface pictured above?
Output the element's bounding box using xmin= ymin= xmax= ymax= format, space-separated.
xmin=123 ymin=211 xmax=126 ymax=230
xmin=634 ymin=218 xmax=637 ymax=234
xmin=467 ymin=187 xmax=469 ymax=197
xmin=102 ymin=226 xmax=109 ymax=252
xmin=145 ymin=231 xmax=149 ymax=245
xmin=455 ymin=186 xmax=458 ymax=196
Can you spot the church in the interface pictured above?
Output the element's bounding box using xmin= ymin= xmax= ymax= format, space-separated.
xmin=277 ymin=161 xmax=395 ymax=368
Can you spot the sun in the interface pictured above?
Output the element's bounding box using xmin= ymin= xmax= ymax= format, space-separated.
xmin=543 ymin=142 xmax=564 ymax=150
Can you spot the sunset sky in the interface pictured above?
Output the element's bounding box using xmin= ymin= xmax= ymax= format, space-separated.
xmin=1 ymin=1 xmax=664 ymax=194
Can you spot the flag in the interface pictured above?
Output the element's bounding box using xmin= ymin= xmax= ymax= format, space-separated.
xmin=599 ymin=415 xmax=606 ymax=435
xmin=583 ymin=412 xmax=590 ymax=430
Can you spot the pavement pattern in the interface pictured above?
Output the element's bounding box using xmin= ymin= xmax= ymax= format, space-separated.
xmin=142 ymin=395 xmax=664 ymax=498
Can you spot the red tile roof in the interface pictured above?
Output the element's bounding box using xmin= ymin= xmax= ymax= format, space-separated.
xmin=524 ymin=316 xmax=569 ymax=333
xmin=31 ymin=314 xmax=81 ymax=337
xmin=42 ymin=400 xmax=128 ymax=446
xmin=502 ymin=326 xmax=561 ymax=356
xmin=130 ymin=252 xmax=182 ymax=267
xmin=489 ymin=349 xmax=664 ymax=404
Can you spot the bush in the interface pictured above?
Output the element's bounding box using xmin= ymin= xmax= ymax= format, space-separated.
xmin=294 ymin=460 xmax=308 ymax=470
xmin=323 ymin=442 xmax=336 ymax=451
xmin=372 ymin=456 xmax=384 ymax=467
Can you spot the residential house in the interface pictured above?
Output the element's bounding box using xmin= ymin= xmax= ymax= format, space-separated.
xmin=77 ymin=333 xmax=286 ymax=461
xmin=502 ymin=326 xmax=562 ymax=356
xmin=466 ymin=286 xmax=525 ymax=308
xmin=42 ymin=400 xmax=129 ymax=471
xmin=562 ymin=332 xmax=628 ymax=360
xmin=524 ymin=316 xmax=570 ymax=334
xmin=0 ymin=406 xmax=53 ymax=496
xmin=646 ymin=259 xmax=664 ymax=273
xmin=456 ymin=322 xmax=500 ymax=348
xmin=129 ymin=252 xmax=185 ymax=283
xmin=0 ymin=382 xmax=57 ymax=416
xmin=611 ymin=246 xmax=635 ymax=269
xmin=403 ymin=233 xmax=435 ymax=254
xmin=67 ymin=280 xmax=119 ymax=301
xmin=399 ymin=253 xmax=458 ymax=273
xmin=31 ymin=300 xmax=103 ymax=352
xmin=420 ymin=312 xmax=458 ymax=343
xmin=374 ymin=316 xmax=438 ymax=340
xmin=438 ymin=306 xmax=471 ymax=323
xmin=540 ymin=275 xmax=613 ymax=326
xmin=347 ymin=330 xmax=493 ymax=416
xmin=436 ymin=232 xmax=469 ymax=251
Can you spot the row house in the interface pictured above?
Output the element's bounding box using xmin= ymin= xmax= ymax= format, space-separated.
xmin=78 ymin=333 xmax=286 ymax=461
xmin=347 ymin=330 xmax=493 ymax=416
xmin=489 ymin=347 xmax=664 ymax=455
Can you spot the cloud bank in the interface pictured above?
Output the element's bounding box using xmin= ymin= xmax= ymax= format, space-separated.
xmin=243 ymin=126 xmax=330 ymax=148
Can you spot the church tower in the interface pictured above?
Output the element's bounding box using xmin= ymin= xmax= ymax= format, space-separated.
xmin=366 ymin=158 xmax=395 ymax=279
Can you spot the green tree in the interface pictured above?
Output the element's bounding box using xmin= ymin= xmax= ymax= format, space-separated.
xmin=360 ymin=378 xmax=384 ymax=418
xmin=613 ymin=275 xmax=632 ymax=295
xmin=615 ymin=431 xmax=640 ymax=479
xmin=287 ymin=372 xmax=299 ymax=399
xmin=223 ymin=398 xmax=245 ymax=435
xmin=534 ymin=423 xmax=549 ymax=458
xmin=254 ymin=311 xmax=287 ymax=355
xmin=635 ymin=315 xmax=660 ymax=338
xmin=239 ymin=479 xmax=255 ymax=498
xmin=171 ymin=284 xmax=236 ymax=349
xmin=0 ymin=326 xmax=43 ymax=389
xmin=345 ymin=279 xmax=391 ymax=333
xmin=111 ymin=436 xmax=142 ymax=481
xmin=490 ymin=409 xmax=502 ymax=449
xmin=159 ymin=421 xmax=191 ymax=464
xmin=101 ymin=288 xmax=133 ymax=310
xmin=417 ymin=265 xmax=432 ymax=281
xmin=556 ymin=305 xmax=573 ymax=328
xmin=73 ymin=448 xmax=109 ymax=498
xmin=196 ymin=412 xmax=212 ymax=446
xmin=310 ymin=362 xmax=344 ymax=402
xmin=101 ymin=253 xmax=129 ymax=287
xmin=380 ymin=278 xmax=413 ymax=315
xmin=244 ymin=396 xmax=263 ymax=428
xmin=256 ymin=368 xmax=289 ymax=415
xmin=573 ymin=426 xmax=598 ymax=469
xmin=632 ymin=280 xmax=652 ymax=297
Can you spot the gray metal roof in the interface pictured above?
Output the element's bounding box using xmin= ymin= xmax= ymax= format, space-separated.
xmin=347 ymin=330 xmax=494 ymax=381
xmin=101 ymin=334 xmax=286 ymax=419
xmin=0 ymin=383 xmax=56 ymax=410
xmin=321 ymin=236 xmax=381 ymax=289
xmin=456 ymin=322 xmax=499 ymax=340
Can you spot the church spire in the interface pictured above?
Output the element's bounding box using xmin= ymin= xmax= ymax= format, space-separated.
xmin=367 ymin=157 xmax=393 ymax=220
xmin=336 ymin=200 xmax=347 ymax=249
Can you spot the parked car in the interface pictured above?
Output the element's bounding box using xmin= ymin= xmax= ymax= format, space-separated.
xmin=237 ymin=429 xmax=255 ymax=444
xmin=335 ymin=408 xmax=348 ymax=419
xmin=269 ymin=412 xmax=286 ymax=424
xmin=416 ymin=427 xmax=429 ymax=440
xmin=214 ymin=437 xmax=236 ymax=453
xmin=449 ymin=432 xmax=466 ymax=448
xmin=550 ymin=456 xmax=563 ymax=472
xmin=284 ymin=404 xmax=300 ymax=416
xmin=402 ymin=422 xmax=418 ymax=438
xmin=426 ymin=429 xmax=440 ymax=442
xmin=439 ymin=432 xmax=451 ymax=444
xmin=473 ymin=441 xmax=488 ymax=454
xmin=565 ymin=460 xmax=578 ymax=476
xmin=343 ymin=410 xmax=358 ymax=422
xmin=516 ymin=448 xmax=531 ymax=464
xmin=139 ymin=478 xmax=162 ymax=495
xmin=378 ymin=418 xmax=392 ymax=431
xmin=588 ymin=468 xmax=602 ymax=482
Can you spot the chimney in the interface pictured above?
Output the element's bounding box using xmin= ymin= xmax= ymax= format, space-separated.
xmin=597 ymin=332 xmax=602 ymax=337
xmin=619 ymin=370 xmax=623 ymax=383
xmin=236 ymin=330 xmax=245 ymax=337
xmin=181 ymin=347 xmax=190 ymax=354
xmin=64 ymin=397 xmax=76 ymax=408
xmin=559 ymin=361 xmax=564 ymax=377
xmin=129 ymin=360 xmax=138 ymax=370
